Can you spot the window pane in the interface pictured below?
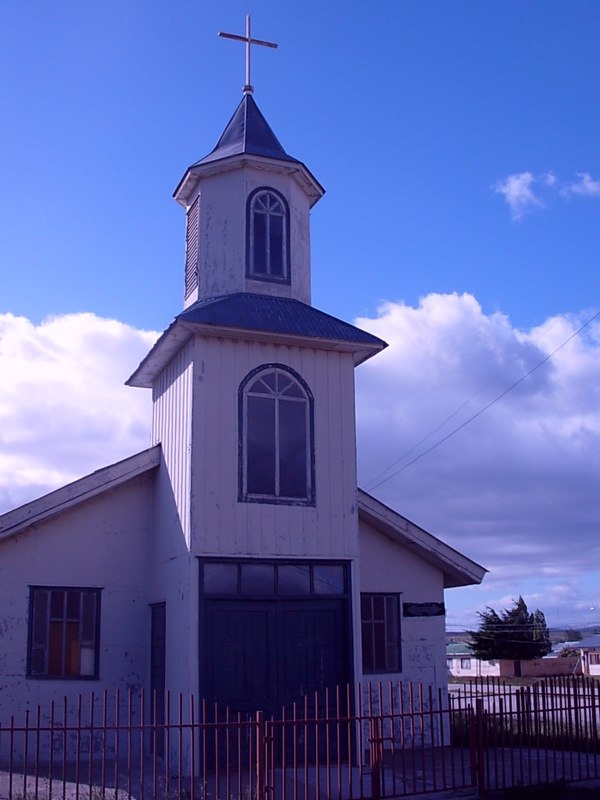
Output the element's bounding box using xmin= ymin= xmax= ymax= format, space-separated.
xmin=247 ymin=396 xmax=275 ymax=494
xmin=66 ymin=590 xmax=81 ymax=620
xmin=80 ymin=646 xmax=96 ymax=677
xmin=374 ymin=621 xmax=386 ymax=668
xmin=204 ymin=563 xmax=238 ymax=595
xmin=32 ymin=589 xmax=48 ymax=645
xmin=241 ymin=564 xmax=274 ymax=595
xmin=48 ymin=621 xmax=64 ymax=675
xmin=64 ymin=621 xmax=80 ymax=676
xmin=279 ymin=399 xmax=307 ymax=498
xmin=282 ymin=381 xmax=303 ymax=398
xmin=253 ymin=213 xmax=267 ymax=274
xmin=313 ymin=565 xmax=345 ymax=594
xmin=81 ymin=592 xmax=96 ymax=641
xmin=361 ymin=595 xmax=372 ymax=620
xmin=361 ymin=621 xmax=374 ymax=673
xmin=372 ymin=595 xmax=385 ymax=621
xmin=278 ymin=564 xmax=310 ymax=595
xmin=269 ymin=215 xmax=284 ymax=277
xmin=50 ymin=590 xmax=64 ymax=619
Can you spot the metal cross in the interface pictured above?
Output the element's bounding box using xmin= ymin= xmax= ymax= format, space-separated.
xmin=219 ymin=15 xmax=277 ymax=95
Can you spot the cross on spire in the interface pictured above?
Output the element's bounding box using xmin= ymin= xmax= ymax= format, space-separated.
xmin=219 ymin=14 xmax=277 ymax=95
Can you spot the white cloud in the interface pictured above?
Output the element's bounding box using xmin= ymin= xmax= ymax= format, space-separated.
xmin=494 ymin=172 xmax=544 ymax=220
xmin=0 ymin=312 xmax=158 ymax=512
xmin=355 ymin=294 xmax=600 ymax=628
xmin=563 ymin=172 xmax=600 ymax=197
xmin=494 ymin=170 xmax=600 ymax=219
xmin=2 ymin=302 xmax=600 ymax=630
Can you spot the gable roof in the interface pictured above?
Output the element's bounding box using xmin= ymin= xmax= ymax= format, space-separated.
xmin=357 ymin=489 xmax=487 ymax=589
xmin=0 ymin=446 xmax=161 ymax=543
xmin=127 ymin=294 xmax=387 ymax=388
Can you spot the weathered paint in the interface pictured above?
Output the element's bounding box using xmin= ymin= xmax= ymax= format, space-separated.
xmin=0 ymin=474 xmax=154 ymax=714
xmin=358 ymin=516 xmax=447 ymax=692
xmin=182 ymin=164 xmax=313 ymax=308
xmin=178 ymin=335 xmax=360 ymax=560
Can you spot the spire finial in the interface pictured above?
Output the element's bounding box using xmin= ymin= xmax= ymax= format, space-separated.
xmin=219 ymin=14 xmax=278 ymax=95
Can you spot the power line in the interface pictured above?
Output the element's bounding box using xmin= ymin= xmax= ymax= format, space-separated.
xmin=367 ymin=306 xmax=600 ymax=492
xmin=363 ymin=313 xmax=572 ymax=491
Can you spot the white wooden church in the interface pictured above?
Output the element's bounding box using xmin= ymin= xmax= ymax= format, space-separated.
xmin=0 ymin=47 xmax=485 ymax=725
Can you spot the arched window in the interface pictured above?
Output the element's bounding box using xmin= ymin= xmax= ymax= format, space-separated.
xmin=247 ymin=188 xmax=290 ymax=282
xmin=240 ymin=365 xmax=314 ymax=504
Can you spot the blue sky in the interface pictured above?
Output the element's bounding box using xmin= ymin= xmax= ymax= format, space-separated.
xmin=2 ymin=2 xmax=600 ymax=632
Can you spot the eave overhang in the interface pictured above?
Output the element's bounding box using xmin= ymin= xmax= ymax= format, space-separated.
xmin=0 ymin=446 xmax=161 ymax=544
xmin=127 ymin=319 xmax=385 ymax=388
xmin=174 ymin=153 xmax=324 ymax=210
xmin=127 ymin=294 xmax=387 ymax=388
xmin=357 ymin=489 xmax=487 ymax=589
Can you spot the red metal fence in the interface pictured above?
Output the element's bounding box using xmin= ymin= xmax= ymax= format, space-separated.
xmin=1 ymin=677 xmax=599 ymax=799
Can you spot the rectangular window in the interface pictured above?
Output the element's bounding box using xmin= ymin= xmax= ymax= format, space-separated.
xmin=460 ymin=658 xmax=472 ymax=669
xmin=361 ymin=594 xmax=401 ymax=674
xmin=589 ymin=652 xmax=600 ymax=665
xmin=28 ymin=587 xmax=101 ymax=679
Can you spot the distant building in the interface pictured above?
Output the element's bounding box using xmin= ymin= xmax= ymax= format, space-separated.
xmin=576 ymin=634 xmax=600 ymax=675
xmin=447 ymin=643 xmax=580 ymax=678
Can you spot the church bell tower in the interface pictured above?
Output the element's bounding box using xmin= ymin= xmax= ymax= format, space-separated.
xmin=172 ymin=19 xmax=324 ymax=309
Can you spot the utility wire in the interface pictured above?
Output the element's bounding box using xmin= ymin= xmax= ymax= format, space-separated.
xmin=364 ymin=316 xmax=568 ymax=491
xmin=367 ymin=307 xmax=600 ymax=493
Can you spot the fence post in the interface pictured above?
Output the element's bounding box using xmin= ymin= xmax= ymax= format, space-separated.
xmin=370 ymin=716 xmax=381 ymax=800
xmin=475 ymin=698 xmax=486 ymax=799
xmin=256 ymin=710 xmax=266 ymax=800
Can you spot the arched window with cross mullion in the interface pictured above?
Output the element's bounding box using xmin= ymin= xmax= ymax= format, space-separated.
xmin=247 ymin=188 xmax=290 ymax=282
xmin=240 ymin=365 xmax=314 ymax=504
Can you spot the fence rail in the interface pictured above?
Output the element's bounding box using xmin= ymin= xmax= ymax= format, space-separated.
xmin=1 ymin=677 xmax=599 ymax=799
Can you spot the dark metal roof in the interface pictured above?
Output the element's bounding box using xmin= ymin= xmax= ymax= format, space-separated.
xmin=193 ymin=94 xmax=298 ymax=167
xmin=177 ymin=293 xmax=387 ymax=347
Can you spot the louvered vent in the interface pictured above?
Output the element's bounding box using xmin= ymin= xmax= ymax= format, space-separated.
xmin=184 ymin=197 xmax=199 ymax=298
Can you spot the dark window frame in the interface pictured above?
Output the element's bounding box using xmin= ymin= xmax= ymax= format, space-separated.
xmin=360 ymin=593 xmax=402 ymax=674
xmin=246 ymin=187 xmax=291 ymax=284
xmin=238 ymin=364 xmax=315 ymax=506
xmin=201 ymin=559 xmax=348 ymax=600
xmin=27 ymin=586 xmax=101 ymax=680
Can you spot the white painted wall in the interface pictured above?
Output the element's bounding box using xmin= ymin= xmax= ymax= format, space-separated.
xmin=0 ymin=474 xmax=154 ymax=723
xmin=187 ymin=335 xmax=360 ymax=561
xmin=183 ymin=164 xmax=312 ymax=307
xmin=357 ymin=519 xmax=447 ymax=694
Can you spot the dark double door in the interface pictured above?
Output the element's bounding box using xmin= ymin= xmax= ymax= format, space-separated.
xmin=205 ymin=598 xmax=349 ymax=720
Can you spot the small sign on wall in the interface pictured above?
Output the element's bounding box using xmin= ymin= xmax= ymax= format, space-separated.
xmin=403 ymin=601 xmax=445 ymax=618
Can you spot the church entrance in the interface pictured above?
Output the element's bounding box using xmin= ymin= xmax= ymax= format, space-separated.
xmin=200 ymin=560 xmax=351 ymax=720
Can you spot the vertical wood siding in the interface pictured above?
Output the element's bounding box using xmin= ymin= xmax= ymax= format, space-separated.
xmin=152 ymin=339 xmax=194 ymax=544
xmin=189 ymin=335 xmax=359 ymax=560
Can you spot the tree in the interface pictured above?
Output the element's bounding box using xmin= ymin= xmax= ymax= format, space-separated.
xmin=564 ymin=628 xmax=582 ymax=642
xmin=468 ymin=596 xmax=552 ymax=661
